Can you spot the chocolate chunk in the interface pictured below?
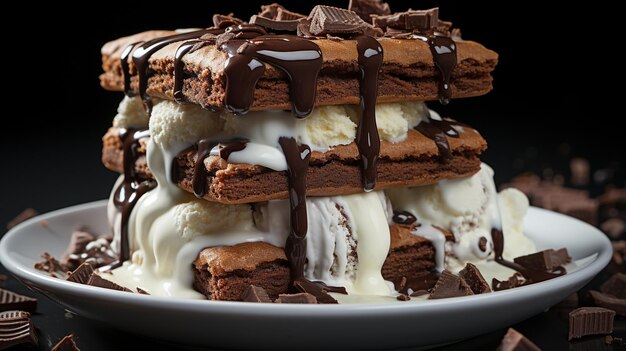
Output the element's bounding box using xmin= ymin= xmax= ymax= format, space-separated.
xmin=605 ymin=335 xmax=624 ymax=345
xmin=568 ymin=307 xmax=615 ymax=340
xmin=275 ymin=293 xmax=318 ymax=304
xmin=212 ymin=13 xmax=243 ymax=29
xmin=249 ymin=15 xmax=300 ymax=32
xmin=293 ymin=279 xmax=338 ymax=304
xmin=241 ymin=285 xmax=272 ymax=303
xmin=373 ymin=8 xmax=439 ymax=32
xmin=276 ymin=7 xmax=305 ymax=21
xmin=496 ymin=328 xmax=541 ymax=351
xmin=66 ymin=262 xmax=95 ymax=285
xmin=396 ymin=294 xmax=410 ymax=301
xmin=308 ymin=5 xmax=381 ymax=37
xmin=348 ymin=0 xmax=390 ymax=23
xmin=589 ymin=290 xmax=626 ymax=316
xmin=136 ymin=288 xmax=150 ymax=295
xmin=450 ymin=28 xmax=462 ymax=40
xmin=6 ymin=208 xmax=38 ymax=230
xmin=51 ymin=334 xmax=80 ymax=351
xmin=492 ymin=273 xmax=525 ymax=291
xmin=258 ymin=3 xmax=284 ymax=19
xmin=600 ymin=273 xmax=626 ymax=298
xmin=34 ymin=252 xmax=67 ymax=276
xmin=62 ymin=230 xmax=96 ymax=261
xmin=0 ymin=288 xmax=37 ymax=313
xmin=513 ymin=248 xmax=571 ymax=271
xmin=409 ymin=290 xmax=429 ymax=297
xmin=458 ymin=263 xmax=491 ymax=294
xmin=392 ymin=210 xmax=416 ymax=225
xmin=87 ymin=274 xmax=132 ymax=293
xmin=0 ymin=311 xmax=38 ymax=349
xmin=429 ymin=270 xmax=473 ymax=299
xmin=478 ymin=236 xmax=488 ymax=252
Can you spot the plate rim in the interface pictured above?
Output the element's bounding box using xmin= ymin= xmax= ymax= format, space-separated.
xmin=0 ymin=199 xmax=613 ymax=317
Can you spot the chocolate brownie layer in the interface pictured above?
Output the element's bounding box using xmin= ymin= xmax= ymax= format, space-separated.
xmin=193 ymin=225 xmax=447 ymax=301
xmin=101 ymin=30 xmax=497 ymax=111
xmin=103 ymin=127 xmax=486 ymax=204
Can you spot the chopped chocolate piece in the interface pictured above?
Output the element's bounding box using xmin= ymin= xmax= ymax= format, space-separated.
xmin=276 ymin=7 xmax=305 ymax=21
xmin=396 ymin=294 xmax=410 ymax=301
xmin=605 ymin=335 xmax=624 ymax=345
xmin=212 ymin=13 xmax=243 ymax=29
xmin=62 ymin=230 xmax=96 ymax=261
xmin=6 ymin=208 xmax=38 ymax=230
xmin=392 ymin=210 xmax=417 ymax=225
xmin=451 ymin=28 xmax=462 ymax=40
xmin=275 ymin=293 xmax=318 ymax=304
xmin=589 ymin=291 xmax=626 ymax=316
xmin=429 ymin=270 xmax=473 ymax=299
xmin=34 ymin=252 xmax=67 ymax=276
xmin=249 ymin=15 xmax=300 ymax=32
xmin=458 ymin=263 xmax=491 ymax=294
xmin=492 ymin=273 xmax=525 ymax=291
xmin=308 ymin=5 xmax=379 ymax=37
xmin=348 ymin=0 xmax=390 ymax=23
xmin=600 ymin=273 xmax=626 ymax=298
xmin=496 ymin=328 xmax=541 ymax=351
xmin=65 ymin=235 xmax=117 ymax=271
xmin=136 ymin=288 xmax=150 ymax=295
xmin=87 ymin=274 xmax=132 ymax=292
xmin=293 ymin=279 xmax=339 ymax=304
xmin=513 ymin=248 xmax=571 ymax=271
xmin=0 ymin=310 xmax=38 ymax=349
xmin=258 ymin=3 xmax=283 ymax=19
xmin=570 ymin=158 xmax=590 ymax=186
xmin=66 ymin=262 xmax=95 ymax=285
xmin=478 ymin=236 xmax=488 ymax=252
xmin=51 ymin=334 xmax=80 ymax=351
xmin=568 ymin=307 xmax=615 ymax=340
xmin=0 ymin=288 xmax=37 ymax=313
xmin=241 ymin=285 xmax=272 ymax=303
xmin=601 ymin=218 xmax=626 ymax=239
xmin=373 ymin=8 xmax=439 ymax=32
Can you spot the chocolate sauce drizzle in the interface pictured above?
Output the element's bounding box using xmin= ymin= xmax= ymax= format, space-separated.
xmin=222 ymin=35 xmax=322 ymax=117
xmin=109 ymin=129 xmax=156 ymax=269
xmin=491 ymin=228 xmax=565 ymax=290
xmin=131 ymin=29 xmax=213 ymax=108
xmin=218 ymin=138 xmax=249 ymax=160
xmin=120 ymin=42 xmax=141 ymax=97
xmin=392 ymin=210 xmax=417 ymax=225
xmin=355 ymin=35 xmax=383 ymax=191
xmin=414 ymin=112 xmax=460 ymax=162
xmin=420 ymin=33 xmax=457 ymax=104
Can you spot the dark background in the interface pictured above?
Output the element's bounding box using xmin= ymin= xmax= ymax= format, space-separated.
xmin=0 ymin=1 xmax=622 ymax=350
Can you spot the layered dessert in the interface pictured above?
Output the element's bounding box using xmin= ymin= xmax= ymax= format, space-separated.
xmin=40 ymin=2 xmax=570 ymax=303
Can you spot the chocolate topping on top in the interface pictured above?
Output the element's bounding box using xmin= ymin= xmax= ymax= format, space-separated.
xmin=213 ymin=13 xmax=244 ymax=29
xmin=373 ymin=8 xmax=439 ymax=32
xmin=308 ymin=5 xmax=382 ymax=37
xmin=348 ymin=0 xmax=391 ymax=23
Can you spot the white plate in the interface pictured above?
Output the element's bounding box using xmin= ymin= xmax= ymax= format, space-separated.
xmin=0 ymin=200 xmax=612 ymax=350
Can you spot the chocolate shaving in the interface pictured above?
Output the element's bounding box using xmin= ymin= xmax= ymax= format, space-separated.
xmin=372 ymin=8 xmax=439 ymax=32
xmin=276 ymin=7 xmax=305 ymax=21
xmin=212 ymin=13 xmax=243 ymax=29
xmin=513 ymin=248 xmax=571 ymax=271
xmin=307 ymin=5 xmax=382 ymax=37
xmin=249 ymin=15 xmax=300 ymax=32
xmin=429 ymin=270 xmax=473 ymax=299
xmin=275 ymin=293 xmax=318 ymax=304
xmin=492 ymin=273 xmax=526 ymax=291
xmin=589 ymin=290 xmax=626 ymax=316
xmin=34 ymin=252 xmax=68 ymax=277
xmin=0 ymin=310 xmax=38 ymax=349
xmin=242 ymin=285 xmax=272 ymax=303
xmin=51 ymin=334 xmax=80 ymax=351
xmin=458 ymin=263 xmax=491 ymax=294
xmin=497 ymin=328 xmax=541 ymax=351
xmin=0 ymin=288 xmax=37 ymax=312
xmin=66 ymin=262 xmax=95 ymax=285
xmin=600 ymin=273 xmax=626 ymax=299
xmin=258 ymin=3 xmax=284 ymax=20
xmin=6 ymin=208 xmax=38 ymax=230
xmin=569 ymin=307 xmax=615 ymax=340
xmin=348 ymin=0 xmax=391 ymax=23
xmin=87 ymin=274 xmax=132 ymax=292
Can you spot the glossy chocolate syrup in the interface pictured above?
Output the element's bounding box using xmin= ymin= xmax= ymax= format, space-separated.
xmin=120 ymin=42 xmax=141 ymax=97
xmin=223 ymin=35 xmax=322 ymax=117
xmin=132 ymin=29 xmax=212 ymax=107
xmin=355 ymin=35 xmax=383 ymax=191
xmin=422 ymin=33 xmax=457 ymax=104
xmin=414 ymin=111 xmax=460 ymax=162
xmin=192 ymin=138 xmax=250 ymax=198
xmin=218 ymin=138 xmax=249 ymax=160
xmin=392 ymin=210 xmax=417 ymax=225
xmin=110 ymin=129 xmax=156 ymax=269
xmin=491 ymin=228 xmax=564 ymax=290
